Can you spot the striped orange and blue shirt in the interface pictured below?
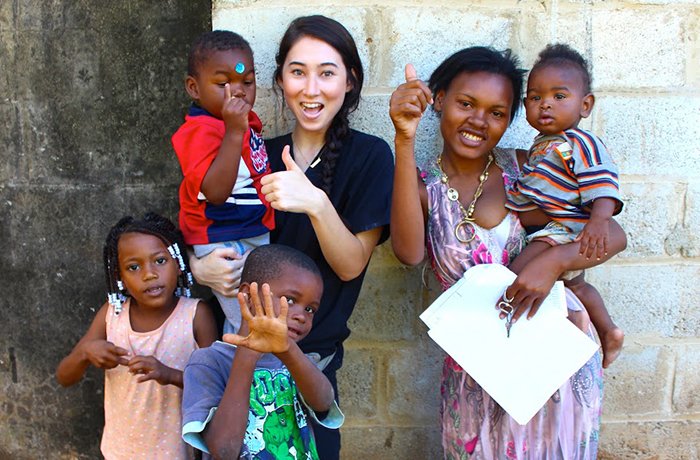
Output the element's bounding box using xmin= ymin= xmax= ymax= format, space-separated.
xmin=506 ymin=128 xmax=623 ymax=233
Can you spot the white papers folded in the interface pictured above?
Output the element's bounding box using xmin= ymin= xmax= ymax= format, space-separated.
xmin=420 ymin=264 xmax=598 ymax=425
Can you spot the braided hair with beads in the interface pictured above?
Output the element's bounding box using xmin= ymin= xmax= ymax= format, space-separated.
xmin=273 ymin=15 xmax=364 ymax=196
xmin=103 ymin=212 xmax=193 ymax=315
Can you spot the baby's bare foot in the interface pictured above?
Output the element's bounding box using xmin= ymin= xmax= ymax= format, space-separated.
xmin=601 ymin=327 xmax=624 ymax=368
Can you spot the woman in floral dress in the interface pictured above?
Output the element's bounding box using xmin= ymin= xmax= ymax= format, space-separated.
xmin=389 ymin=47 xmax=626 ymax=459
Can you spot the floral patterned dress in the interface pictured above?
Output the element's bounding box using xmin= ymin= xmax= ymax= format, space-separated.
xmin=423 ymin=147 xmax=603 ymax=460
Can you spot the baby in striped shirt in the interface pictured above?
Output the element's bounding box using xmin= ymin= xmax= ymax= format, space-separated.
xmin=507 ymin=43 xmax=625 ymax=368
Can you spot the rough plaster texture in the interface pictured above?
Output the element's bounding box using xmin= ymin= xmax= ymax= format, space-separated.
xmin=0 ymin=0 xmax=211 ymax=458
xmin=1 ymin=0 xmax=698 ymax=458
xmin=211 ymin=1 xmax=700 ymax=459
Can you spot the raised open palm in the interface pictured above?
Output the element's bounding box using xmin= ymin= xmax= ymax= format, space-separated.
xmin=223 ymin=282 xmax=290 ymax=354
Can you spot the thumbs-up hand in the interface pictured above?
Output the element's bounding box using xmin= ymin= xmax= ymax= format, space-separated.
xmin=404 ymin=63 xmax=419 ymax=82
xmin=281 ymin=144 xmax=301 ymax=172
xmin=260 ymin=145 xmax=325 ymax=215
xmin=390 ymin=64 xmax=433 ymax=140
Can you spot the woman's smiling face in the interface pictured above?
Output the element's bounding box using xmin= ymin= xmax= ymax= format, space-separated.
xmin=435 ymin=71 xmax=514 ymax=161
xmin=278 ymin=36 xmax=352 ymax=137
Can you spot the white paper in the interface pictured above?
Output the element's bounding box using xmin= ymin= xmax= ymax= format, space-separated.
xmin=421 ymin=264 xmax=599 ymax=425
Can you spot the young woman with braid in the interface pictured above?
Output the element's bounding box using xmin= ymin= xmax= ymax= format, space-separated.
xmin=56 ymin=212 xmax=217 ymax=460
xmin=188 ymin=15 xmax=393 ymax=458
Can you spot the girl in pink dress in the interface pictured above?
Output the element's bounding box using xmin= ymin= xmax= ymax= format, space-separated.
xmin=390 ymin=47 xmax=627 ymax=459
xmin=56 ymin=213 xmax=218 ymax=459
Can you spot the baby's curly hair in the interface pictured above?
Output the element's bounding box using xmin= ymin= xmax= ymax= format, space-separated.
xmin=187 ymin=30 xmax=252 ymax=77
xmin=531 ymin=43 xmax=592 ymax=94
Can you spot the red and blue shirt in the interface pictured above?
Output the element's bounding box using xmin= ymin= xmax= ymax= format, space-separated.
xmin=172 ymin=105 xmax=274 ymax=245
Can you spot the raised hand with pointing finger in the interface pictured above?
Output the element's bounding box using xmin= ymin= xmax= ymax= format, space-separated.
xmin=222 ymin=82 xmax=252 ymax=135
xmin=389 ymin=64 xmax=433 ymax=140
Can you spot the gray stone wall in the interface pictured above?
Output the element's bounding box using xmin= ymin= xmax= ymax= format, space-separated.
xmin=0 ymin=1 xmax=211 ymax=458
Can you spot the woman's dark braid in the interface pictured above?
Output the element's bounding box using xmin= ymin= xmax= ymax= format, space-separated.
xmin=320 ymin=108 xmax=351 ymax=196
xmin=102 ymin=212 xmax=193 ymax=314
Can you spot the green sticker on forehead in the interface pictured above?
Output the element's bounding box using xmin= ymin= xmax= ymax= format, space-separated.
xmin=235 ymin=62 xmax=245 ymax=74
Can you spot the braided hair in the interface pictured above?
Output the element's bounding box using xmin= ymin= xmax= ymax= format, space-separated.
xmin=273 ymin=15 xmax=364 ymax=195
xmin=103 ymin=212 xmax=193 ymax=314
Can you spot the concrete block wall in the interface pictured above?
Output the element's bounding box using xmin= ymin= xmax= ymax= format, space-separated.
xmin=214 ymin=1 xmax=700 ymax=458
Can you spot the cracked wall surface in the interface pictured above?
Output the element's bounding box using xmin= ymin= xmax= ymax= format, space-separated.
xmin=0 ymin=1 xmax=211 ymax=457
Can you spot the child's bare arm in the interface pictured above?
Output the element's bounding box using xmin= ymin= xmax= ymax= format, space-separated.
xmin=578 ymin=197 xmax=617 ymax=260
xmin=200 ymin=83 xmax=251 ymax=205
xmin=276 ymin=342 xmax=335 ymax=412
xmin=193 ymin=300 xmax=218 ymax=348
xmin=55 ymin=302 xmax=129 ymax=387
xmin=202 ymin=343 xmax=260 ymax=459
xmin=202 ymin=306 xmax=260 ymax=458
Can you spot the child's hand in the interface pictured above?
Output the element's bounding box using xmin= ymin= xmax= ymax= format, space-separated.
xmin=222 ymin=83 xmax=251 ymax=134
xmin=389 ymin=64 xmax=433 ymax=141
xmin=82 ymin=339 xmax=129 ymax=369
xmin=223 ymin=282 xmax=290 ymax=354
xmin=127 ymin=355 xmax=175 ymax=385
xmin=577 ymin=217 xmax=610 ymax=260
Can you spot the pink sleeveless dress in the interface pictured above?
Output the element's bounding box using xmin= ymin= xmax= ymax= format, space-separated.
xmin=423 ymin=147 xmax=603 ymax=460
xmin=101 ymin=297 xmax=199 ymax=460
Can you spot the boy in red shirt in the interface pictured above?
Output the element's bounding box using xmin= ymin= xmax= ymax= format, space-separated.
xmin=172 ymin=30 xmax=273 ymax=333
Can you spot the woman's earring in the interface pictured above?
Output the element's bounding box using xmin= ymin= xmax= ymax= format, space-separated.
xmin=116 ymin=280 xmax=124 ymax=291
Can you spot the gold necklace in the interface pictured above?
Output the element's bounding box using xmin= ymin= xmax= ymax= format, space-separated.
xmin=436 ymin=152 xmax=494 ymax=243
